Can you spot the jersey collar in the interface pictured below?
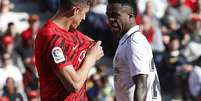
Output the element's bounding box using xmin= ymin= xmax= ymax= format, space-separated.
xmin=119 ymin=25 xmax=140 ymax=45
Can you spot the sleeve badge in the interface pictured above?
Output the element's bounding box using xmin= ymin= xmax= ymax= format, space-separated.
xmin=52 ymin=47 xmax=65 ymax=64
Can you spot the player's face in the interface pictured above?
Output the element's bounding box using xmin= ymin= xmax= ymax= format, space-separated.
xmin=106 ymin=3 xmax=133 ymax=35
xmin=71 ymin=5 xmax=89 ymax=29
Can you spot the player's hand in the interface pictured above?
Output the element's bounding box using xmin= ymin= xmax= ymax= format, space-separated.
xmin=86 ymin=41 xmax=104 ymax=61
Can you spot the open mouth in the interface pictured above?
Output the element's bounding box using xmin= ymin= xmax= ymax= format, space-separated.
xmin=110 ymin=23 xmax=119 ymax=32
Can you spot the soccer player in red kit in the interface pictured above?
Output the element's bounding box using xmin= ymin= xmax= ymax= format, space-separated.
xmin=34 ymin=0 xmax=104 ymax=101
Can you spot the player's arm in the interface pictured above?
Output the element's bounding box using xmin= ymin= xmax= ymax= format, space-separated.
xmin=57 ymin=41 xmax=104 ymax=92
xmin=127 ymin=35 xmax=150 ymax=101
xmin=133 ymin=74 xmax=148 ymax=101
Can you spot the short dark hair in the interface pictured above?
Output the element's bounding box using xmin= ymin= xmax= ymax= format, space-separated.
xmin=8 ymin=22 xmax=14 ymax=27
xmin=108 ymin=0 xmax=138 ymax=16
xmin=170 ymin=35 xmax=180 ymax=42
xmin=59 ymin=0 xmax=92 ymax=10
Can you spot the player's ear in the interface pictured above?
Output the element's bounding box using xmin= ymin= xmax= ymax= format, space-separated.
xmin=72 ymin=6 xmax=80 ymax=16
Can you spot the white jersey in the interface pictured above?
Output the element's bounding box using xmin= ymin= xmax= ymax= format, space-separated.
xmin=113 ymin=25 xmax=161 ymax=101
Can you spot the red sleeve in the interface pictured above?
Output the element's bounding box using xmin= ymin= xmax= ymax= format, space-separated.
xmin=48 ymin=34 xmax=73 ymax=72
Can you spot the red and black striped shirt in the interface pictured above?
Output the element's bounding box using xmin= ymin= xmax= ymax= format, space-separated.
xmin=35 ymin=20 xmax=94 ymax=101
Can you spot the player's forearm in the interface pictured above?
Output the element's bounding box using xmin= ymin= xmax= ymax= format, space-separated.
xmin=72 ymin=56 xmax=96 ymax=90
xmin=59 ymin=41 xmax=103 ymax=92
xmin=133 ymin=74 xmax=148 ymax=101
xmin=134 ymin=85 xmax=147 ymax=101
xmin=58 ymin=58 xmax=95 ymax=92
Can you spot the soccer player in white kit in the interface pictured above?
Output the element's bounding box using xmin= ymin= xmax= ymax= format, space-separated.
xmin=106 ymin=0 xmax=162 ymax=101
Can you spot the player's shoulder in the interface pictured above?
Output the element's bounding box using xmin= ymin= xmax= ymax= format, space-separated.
xmin=37 ymin=21 xmax=59 ymax=41
xmin=72 ymin=29 xmax=94 ymax=41
xmin=39 ymin=21 xmax=55 ymax=36
xmin=73 ymin=29 xmax=84 ymax=37
xmin=128 ymin=31 xmax=148 ymax=46
xmin=74 ymin=30 xmax=83 ymax=34
xmin=127 ymin=31 xmax=152 ymax=53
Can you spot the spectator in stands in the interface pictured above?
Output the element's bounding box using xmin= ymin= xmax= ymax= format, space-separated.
xmin=2 ymin=77 xmax=23 ymax=101
xmin=142 ymin=1 xmax=165 ymax=68
xmin=143 ymin=1 xmax=165 ymax=52
xmin=141 ymin=15 xmax=155 ymax=44
xmin=182 ymin=40 xmax=201 ymax=62
xmin=184 ymin=0 xmax=201 ymax=43
xmin=161 ymin=29 xmax=171 ymax=51
xmin=189 ymin=56 xmax=201 ymax=101
xmin=87 ymin=74 xmax=101 ymax=101
xmin=141 ymin=15 xmax=165 ymax=52
xmin=98 ymin=75 xmax=114 ymax=101
xmin=4 ymin=22 xmax=18 ymax=38
xmin=17 ymin=15 xmax=39 ymax=92
xmin=0 ymin=22 xmax=22 ymax=51
xmin=179 ymin=21 xmax=192 ymax=48
xmin=143 ymin=2 xmax=166 ymax=70
xmin=166 ymin=0 xmax=192 ymax=25
xmin=181 ymin=21 xmax=201 ymax=62
xmin=0 ymin=35 xmax=25 ymax=73
xmin=138 ymin=0 xmax=168 ymax=19
xmin=21 ymin=14 xmax=40 ymax=45
xmin=162 ymin=15 xmax=179 ymax=34
xmin=17 ymin=14 xmax=38 ymax=66
xmin=143 ymin=1 xmax=160 ymax=28
xmin=159 ymin=36 xmax=188 ymax=100
xmin=0 ymin=0 xmax=29 ymax=35
xmin=190 ymin=0 xmax=201 ymax=21
xmin=87 ymin=63 xmax=114 ymax=101
xmin=0 ymin=53 xmax=24 ymax=98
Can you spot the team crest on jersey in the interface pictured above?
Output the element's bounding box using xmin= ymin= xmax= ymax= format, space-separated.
xmin=52 ymin=47 xmax=65 ymax=64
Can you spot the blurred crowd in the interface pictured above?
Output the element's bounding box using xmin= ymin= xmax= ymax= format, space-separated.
xmin=0 ymin=0 xmax=200 ymax=101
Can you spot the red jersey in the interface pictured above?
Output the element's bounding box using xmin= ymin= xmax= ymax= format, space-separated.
xmin=35 ymin=20 xmax=94 ymax=101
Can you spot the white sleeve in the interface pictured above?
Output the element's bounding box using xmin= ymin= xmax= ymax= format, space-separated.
xmin=13 ymin=67 xmax=24 ymax=92
xmin=14 ymin=67 xmax=23 ymax=81
xmin=126 ymin=37 xmax=150 ymax=77
xmin=189 ymin=67 xmax=201 ymax=97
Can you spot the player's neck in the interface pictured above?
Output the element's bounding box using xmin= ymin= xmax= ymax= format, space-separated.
xmin=51 ymin=14 xmax=71 ymax=31
xmin=121 ymin=23 xmax=135 ymax=36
